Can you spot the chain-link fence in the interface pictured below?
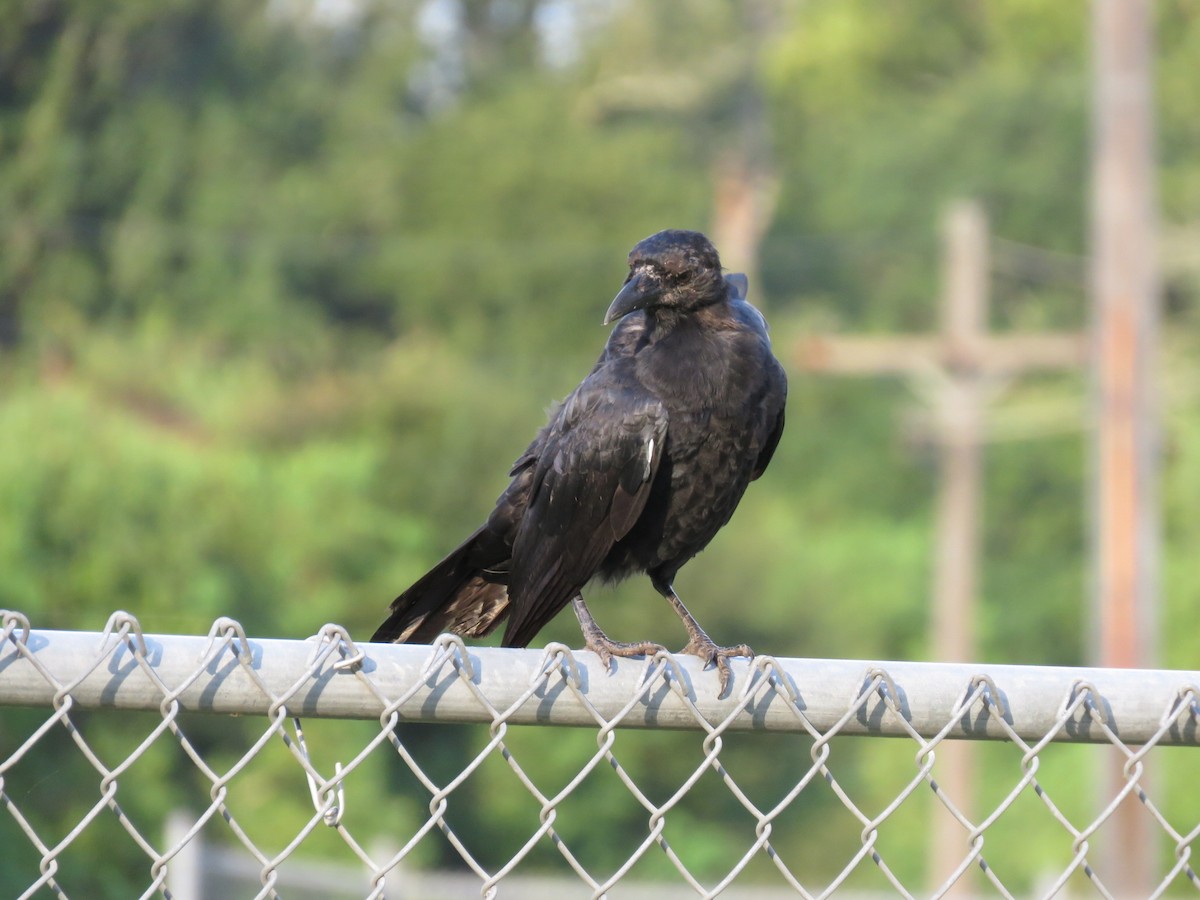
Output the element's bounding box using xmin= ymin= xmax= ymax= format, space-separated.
xmin=2 ymin=609 xmax=1198 ymax=899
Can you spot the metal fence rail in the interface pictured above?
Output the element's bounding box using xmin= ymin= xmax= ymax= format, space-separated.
xmin=2 ymin=609 xmax=1199 ymax=898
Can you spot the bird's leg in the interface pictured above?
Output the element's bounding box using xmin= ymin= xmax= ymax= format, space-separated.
xmin=653 ymin=578 xmax=753 ymax=696
xmin=571 ymin=594 xmax=667 ymax=672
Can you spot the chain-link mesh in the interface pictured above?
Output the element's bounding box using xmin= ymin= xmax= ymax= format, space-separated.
xmin=2 ymin=609 xmax=1198 ymax=899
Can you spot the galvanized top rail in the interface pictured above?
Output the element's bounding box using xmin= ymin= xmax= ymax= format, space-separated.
xmin=3 ymin=611 xmax=1198 ymax=746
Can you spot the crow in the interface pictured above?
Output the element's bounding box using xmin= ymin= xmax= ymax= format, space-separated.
xmin=372 ymin=229 xmax=787 ymax=693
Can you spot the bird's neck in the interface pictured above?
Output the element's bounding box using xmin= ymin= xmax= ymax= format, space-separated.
xmin=646 ymin=294 xmax=727 ymax=337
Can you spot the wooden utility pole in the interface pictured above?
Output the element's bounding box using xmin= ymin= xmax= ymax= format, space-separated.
xmin=796 ymin=201 xmax=1087 ymax=894
xmin=932 ymin=204 xmax=989 ymax=672
xmin=1090 ymin=0 xmax=1160 ymax=893
xmin=710 ymin=0 xmax=779 ymax=289
xmin=1091 ymin=0 xmax=1159 ymax=678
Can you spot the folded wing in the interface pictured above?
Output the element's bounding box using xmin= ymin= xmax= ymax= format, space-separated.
xmin=501 ymin=386 xmax=668 ymax=647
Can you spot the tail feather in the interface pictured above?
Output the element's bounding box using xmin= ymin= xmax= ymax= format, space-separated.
xmin=372 ymin=528 xmax=511 ymax=644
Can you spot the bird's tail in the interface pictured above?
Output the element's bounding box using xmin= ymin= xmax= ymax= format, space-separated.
xmin=371 ymin=527 xmax=511 ymax=644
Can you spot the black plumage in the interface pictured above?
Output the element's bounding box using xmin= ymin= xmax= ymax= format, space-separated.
xmin=372 ymin=229 xmax=787 ymax=692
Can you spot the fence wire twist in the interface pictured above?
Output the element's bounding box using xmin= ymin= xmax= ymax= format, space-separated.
xmin=2 ymin=609 xmax=1199 ymax=899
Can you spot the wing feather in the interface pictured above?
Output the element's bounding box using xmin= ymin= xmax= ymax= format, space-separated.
xmin=501 ymin=385 xmax=667 ymax=647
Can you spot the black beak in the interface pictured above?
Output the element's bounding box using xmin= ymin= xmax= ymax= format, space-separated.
xmin=603 ymin=271 xmax=659 ymax=325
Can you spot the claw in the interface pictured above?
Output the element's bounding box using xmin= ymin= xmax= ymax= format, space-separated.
xmin=573 ymin=595 xmax=666 ymax=674
xmin=573 ymin=593 xmax=751 ymax=692
xmin=583 ymin=634 xmax=669 ymax=674
xmin=679 ymin=637 xmax=754 ymax=697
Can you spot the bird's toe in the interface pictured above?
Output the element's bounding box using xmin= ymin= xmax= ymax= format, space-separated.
xmin=678 ymin=638 xmax=754 ymax=696
xmin=582 ymin=635 xmax=669 ymax=673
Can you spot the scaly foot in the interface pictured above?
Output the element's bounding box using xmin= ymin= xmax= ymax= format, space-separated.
xmin=652 ymin=578 xmax=753 ymax=697
xmin=678 ymin=635 xmax=754 ymax=698
xmin=572 ymin=595 xmax=667 ymax=671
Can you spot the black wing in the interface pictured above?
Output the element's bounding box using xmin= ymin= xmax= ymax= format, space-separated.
xmin=500 ymin=381 xmax=668 ymax=647
xmin=728 ymin=283 xmax=787 ymax=482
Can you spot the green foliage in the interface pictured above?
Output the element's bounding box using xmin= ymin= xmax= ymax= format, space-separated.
xmin=2 ymin=0 xmax=1199 ymax=895
xmin=763 ymin=0 xmax=1090 ymax=330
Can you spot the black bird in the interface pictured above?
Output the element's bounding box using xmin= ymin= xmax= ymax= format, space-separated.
xmin=372 ymin=229 xmax=787 ymax=692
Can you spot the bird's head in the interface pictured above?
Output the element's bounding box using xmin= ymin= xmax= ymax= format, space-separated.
xmin=604 ymin=230 xmax=727 ymax=325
